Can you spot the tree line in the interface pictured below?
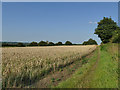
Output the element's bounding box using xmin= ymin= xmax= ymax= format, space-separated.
xmin=2 ymin=39 xmax=98 ymax=47
xmin=2 ymin=41 xmax=72 ymax=47
xmin=28 ymin=41 xmax=72 ymax=46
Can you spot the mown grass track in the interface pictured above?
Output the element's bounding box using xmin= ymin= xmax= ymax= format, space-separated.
xmin=56 ymin=43 xmax=118 ymax=88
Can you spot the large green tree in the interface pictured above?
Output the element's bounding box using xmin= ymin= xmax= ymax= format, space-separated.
xmin=94 ymin=17 xmax=119 ymax=43
xmin=111 ymin=27 xmax=120 ymax=43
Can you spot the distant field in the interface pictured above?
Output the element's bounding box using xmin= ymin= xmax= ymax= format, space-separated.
xmin=2 ymin=45 xmax=97 ymax=88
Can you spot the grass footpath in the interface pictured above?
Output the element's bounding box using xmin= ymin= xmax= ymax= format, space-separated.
xmin=55 ymin=43 xmax=118 ymax=88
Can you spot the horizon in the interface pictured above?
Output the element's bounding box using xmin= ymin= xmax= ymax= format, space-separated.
xmin=0 ymin=39 xmax=97 ymax=45
xmin=2 ymin=2 xmax=118 ymax=45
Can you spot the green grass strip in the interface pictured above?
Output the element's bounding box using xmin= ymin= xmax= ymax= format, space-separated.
xmin=55 ymin=43 xmax=118 ymax=88
xmin=55 ymin=47 xmax=98 ymax=88
xmin=90 ymin=44 xmax=118 ymax=88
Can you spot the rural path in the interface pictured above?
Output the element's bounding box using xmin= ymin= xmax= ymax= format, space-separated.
xmin=78 ymin=47 xmax=100 ymax=88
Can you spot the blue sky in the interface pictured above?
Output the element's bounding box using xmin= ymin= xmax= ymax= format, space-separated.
xmin=2 ymin=2 xmax=118 ymax=44
xmin=118 ymin=1 xmax=120 ymax=27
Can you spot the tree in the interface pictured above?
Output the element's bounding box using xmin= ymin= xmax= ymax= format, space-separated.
xmin=82 ymin=41 xmax=88 ymax=45
xmin=82 ymin=38 xmax=98 ymax=45
xmin=111 ymin=27 xmax=120 ymax=43
xmin=17 ymin=43 xmax=25 ymax=47
xmin=65 ymin=41 xmax=72 ymax=45
xmin=56 ymin=42 xmax=63 ymax=45
xmin=87 ymin=38 xmax=98 ymax=45
xmin=38 ymin=41 xmax=47 ymax=46
xmin=29 ymin=42 xmax=38 ymax=46
xmin=48 ymin=42 xmax=54 ymax=46
xmin=94 ymin=17 xmax=119 ymax=43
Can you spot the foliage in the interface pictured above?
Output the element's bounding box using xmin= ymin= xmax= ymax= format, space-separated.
xmin=94 ymin=17 xmax=119 ymax=43
xmin=65 ymin=41 xmax=72 ymax=45
xmin=51 ymin=78 xmax=55 ymax=82
xmin=82 ymin=38 xmax=98 ymax=45
xmin=17 ymin=43 xmax=25 ymax=47
xmin=2 ymin=43 xmax=17 ymax=47
xmin=48 ymin=42 xmax=54 ymax=46
xmin=28 ymin=42 xmax=38 ymax=46
xmin=56 ymin=42 xmax=63 ymax=45
xmin=2 ymin=42 xmax=29 ymax=47
xmin=111 ymin=27 xmax=120 ymax=43
xmin=38 ymin=41 xmax=47 ymax=46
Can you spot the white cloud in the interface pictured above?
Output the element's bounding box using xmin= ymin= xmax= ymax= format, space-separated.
xmin=89 ymin=21 xmax=97 ymax=24
xmin=94 ymin=22 xmax=97 ymax=24
xmin=89 ymin=21 xmax=93 ymax=24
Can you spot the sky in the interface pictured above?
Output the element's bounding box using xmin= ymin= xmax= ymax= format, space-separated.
xmin=2 ymin=2 xmax=118 ymax=44
xmin=2 ymin=0 xmax=120 ymax=2
xmin=118 ymin=2 xmax=120 ymax=27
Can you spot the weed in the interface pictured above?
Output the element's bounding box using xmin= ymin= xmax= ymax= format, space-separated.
xmin=56 ymin=78 xmax=61 ymax=81
xmin=51 ymin=78 xmax=55 ymax=82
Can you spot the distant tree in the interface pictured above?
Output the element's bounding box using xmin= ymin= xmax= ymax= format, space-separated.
xmin=65 ymin=41 xmax=72 ymax=45
xmin=82 ymin=38 xmax=98 ymax=45
xmin=56 ymin=42 xmax=63 ymax=45
xmin=38 ymin=41 xmax=47 ymax=46
xmin=0 ymin=42 xmax=1 ymax=47
xmin=2 ymin=42 xmax=18 ymax=47
xmin=94 ymin=17 xmax=119 ymax=43
xmin=82 ymin=41 xmax=88 ymax=45
xmin=87 ymin=38 xmax=98 ymax=45
xmin=29 ymin=42 xmax=38 ymax=46
xmin=48 ymin=42 xmax=54 ymax=46
xmin=46 ymin=41 xmax=49 ymax=45
xmin=17 ymin=43 xmax=25 ymax=47
xmin=2 ymin=43 xmax=9 ymax=47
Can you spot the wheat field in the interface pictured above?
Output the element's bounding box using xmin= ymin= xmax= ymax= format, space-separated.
xmin=2 ymin=45 xmax=97 ymax=87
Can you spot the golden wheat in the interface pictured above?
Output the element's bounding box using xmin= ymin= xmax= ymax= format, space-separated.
xmin=2 ymin=45 xmax=96 ymax=87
